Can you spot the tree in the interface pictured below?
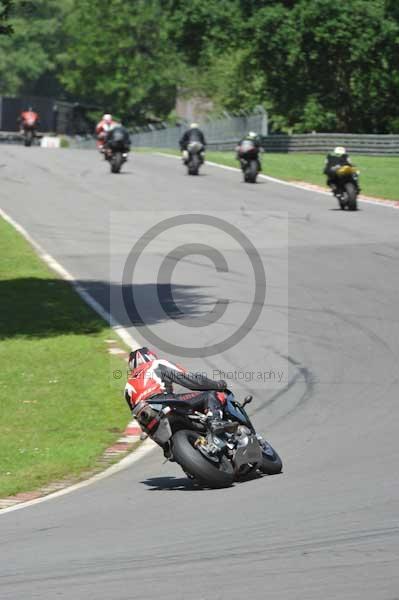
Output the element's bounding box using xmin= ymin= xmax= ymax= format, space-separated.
xmin=230 ymin=0 xmax=399 ymax=132
xmin=1 ymin=0 xmax=398 ymax=132
xmin=60 ymin=0 xmax=180 ymax=124
xmin=0 ymin=0 xmax=13 ymax=35
xmin=0 ymin=0 xmax=72 ymax=96
xmin=165 ymin=0 xmax=241 ymax=67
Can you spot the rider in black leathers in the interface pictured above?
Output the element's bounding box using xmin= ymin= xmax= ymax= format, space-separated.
xmin=104 ymin=124 xmax=131 ymax=151
xmin=236 ymin=131 xmax=262 ymax=171
xmin=323 ymin=146 xmax=358 ymax=192
xmin=179 ymin=123 xmax=206 ymax=164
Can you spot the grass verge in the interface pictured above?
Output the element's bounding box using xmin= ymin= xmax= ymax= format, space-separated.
xmin=142 ymin=148 xmax=399 ymax=201
xmin=0 ymin=216 xmax=130 ymax=498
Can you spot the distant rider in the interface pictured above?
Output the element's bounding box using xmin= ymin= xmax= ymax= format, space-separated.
xmin=95 ymin=113 xmax=118 ymax=151
xmin=323 ymin=146 xmax=357 ymax=193
xmin=124 ymin=347 xmax=230 ymax=435
xmin=236 ymin=131 xmax=262 ymax=171
xmin=18 ymin=107 xmax=39 ymax=131
xmin=104 ymin=123 xmax=131 ymax=154
xmin=179 ymin=123 xmax=206 ymax=164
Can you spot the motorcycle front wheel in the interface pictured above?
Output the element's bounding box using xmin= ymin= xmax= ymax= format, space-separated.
xmin=172 ymin=430 xmax=234 ymax=488
xmin=337 ymin=194 xmax=346 ymax=210
xmin=258 ymin=440 xmax=283 ymax=475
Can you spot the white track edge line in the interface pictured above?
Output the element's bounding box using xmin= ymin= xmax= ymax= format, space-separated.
xmin=0 ymin=207 xmax=157 ymax=515
xmin=155 ymin=152 xmax=399 ymax=210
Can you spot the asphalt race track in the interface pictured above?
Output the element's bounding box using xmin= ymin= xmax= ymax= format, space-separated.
xmin=0 ymin=146 xmax=398 ymax=599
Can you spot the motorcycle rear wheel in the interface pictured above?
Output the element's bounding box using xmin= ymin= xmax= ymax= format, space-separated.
xmin=172 ymin=430 xmax=234 ymax=488
xmin=110 ymin=152 xmax=123 ymax=173
xmin=345 ymin=182 xmax=358 ymax=211
xmin=188 ymin=154 xmax=200 ymax=175
xmin=247 ymin=160 xmax=258 ymax=183
xmin=24 ymin=131 xmax=33 ymax=147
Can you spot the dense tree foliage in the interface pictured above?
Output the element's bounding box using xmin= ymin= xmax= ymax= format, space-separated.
xmin=0 ymin=0 xmax=13 ymax=35
xmin=0 ymin=0 xmax=12 ymax=35
xmin=187 ymin=0 xmax=399 ymax=132
xmin=60 ymin=0 xmax=179 ymax=123
xmin=0 ymin=0 xmax=398 ymax=131
xmin=0 ymin=0 xmax=71 ymax=95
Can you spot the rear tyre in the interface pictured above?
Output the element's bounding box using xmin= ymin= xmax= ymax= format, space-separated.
xmin=24 ymin=131 xmax=33 ymax=147
xmin=172 ymin=430 xmax=234 ymax=488
xmin=258 ymin=440 xmax=283 ymax=475
xmin=188 ymin=154 xmax=200 ymax=175
xmin=248 ymin=160 xmax=258 ymax=183
xmin=110 ymin=152 xmax=123 ymax=173
xmin=345 ymin=182 xmax=358 ymax=211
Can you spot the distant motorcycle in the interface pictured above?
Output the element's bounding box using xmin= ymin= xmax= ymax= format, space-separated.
xmin=332 ymin=165 xmax=360 ymax=211
xmin=185 ymin=141 xmax=204 ymax=175
xmin=135 ymin=391 xmax=283 ymax=488
xmin=104 ymin=127 xmax=130 ymax=174
xmin=237 ymin=140 xmax=260 ymax=183
xmin=21 ymin=114 xmax=39 ymax=147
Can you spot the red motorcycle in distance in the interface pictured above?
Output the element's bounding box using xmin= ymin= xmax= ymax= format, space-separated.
xmin=19 ymin=110 xmax=40 ymax=147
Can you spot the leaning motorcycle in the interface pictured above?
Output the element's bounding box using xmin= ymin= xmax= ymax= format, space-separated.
xmin=333 ymin=165 xmax=360 ymax=211
xmin=105 ymin=132 xmax=130 ymax=174
xmin=135 ymin=392 xmax=283 ymax=488
xmin=185 ymin=141 xmax=204 ymax=175
xmin=238 ymin=140 xmax=260 ymax=183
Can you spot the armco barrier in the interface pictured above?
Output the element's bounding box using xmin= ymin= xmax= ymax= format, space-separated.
xmin=130 ymin=110 xmax=267 ymax=150
xmin=129 ymin=119 xmax=399 ymax=156
xmin=261 ymin=134 xmax=399 ymax=156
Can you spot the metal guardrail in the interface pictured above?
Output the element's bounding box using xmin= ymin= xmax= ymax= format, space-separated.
xmin=261 ymin=134 xmax=399 ymax=156
xmin=3 ymin=128 xmax=398 ymax=156
xmin=129 ymin=114 xmax=399 ymax=155
xmin=0 ymin=131 xmax=24 ymax=144
xmin=130 ymin=110 xmax=268 ymax=149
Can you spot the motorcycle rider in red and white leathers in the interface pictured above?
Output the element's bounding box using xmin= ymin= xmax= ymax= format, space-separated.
xmin=95 ymin=113 xmax=118 ymax=151
xmin=18 ymin=107 xmax=40 ymax=131
xmin=124 ymin=347 xmax=229 ymax=434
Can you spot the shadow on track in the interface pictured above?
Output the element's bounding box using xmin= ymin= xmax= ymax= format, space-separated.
xmin=0 ymin=278 xmax=213 ymax=338
xmin=0 ymin=277 xmax=106 ymax=340
xmin=141 ymin=476 xmax=199 ymax=491
xmin=328 ymin=208 xmax=363 ymax=212
xmin=141 ymin=471 xmax=274 ymax=492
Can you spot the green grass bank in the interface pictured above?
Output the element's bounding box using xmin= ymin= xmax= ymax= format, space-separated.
xmin=144 ymin=149 xmax=398 ymax=201
xmin=0 ymin=217 xmax=130 ymax=498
